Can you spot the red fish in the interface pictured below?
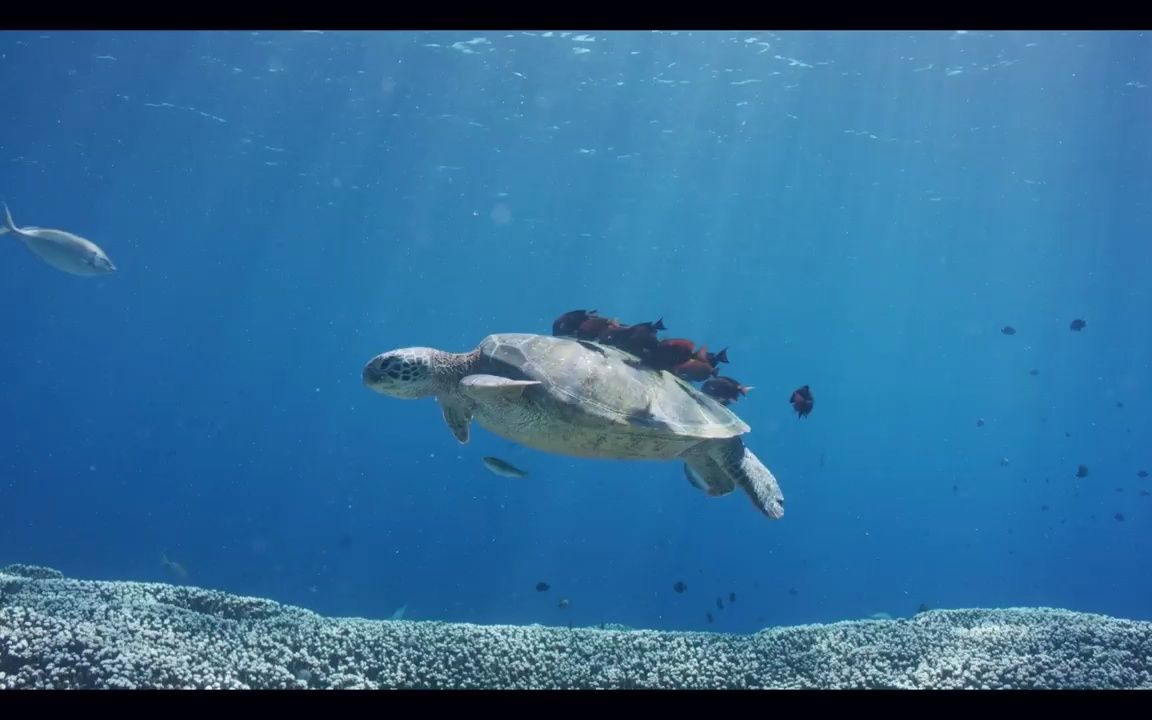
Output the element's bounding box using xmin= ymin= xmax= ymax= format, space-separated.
xmin=553 ymin=309 xmax=597 ymax=337
xmin=673 ymin=358 xmax=717 ymax=382
xmin=705 ymin=347 xmax=729 ymax=367
xmin=604 ymin=319 xmax=664 ymax=357
xmin=647 ymin=338 xmax=697 ymax=369
xmin=576 ymin=316 xmax=622 ymax=340
xmin=789 ymin=385 xmax=814 ymax=418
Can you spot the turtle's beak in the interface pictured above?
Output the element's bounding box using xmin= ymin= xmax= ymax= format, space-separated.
xmin=362 ymin=356 xmax=387 ymax=392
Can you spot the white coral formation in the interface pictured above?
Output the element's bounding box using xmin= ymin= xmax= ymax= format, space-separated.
xmin=1 ymin=568 xmax=1150 ymax=689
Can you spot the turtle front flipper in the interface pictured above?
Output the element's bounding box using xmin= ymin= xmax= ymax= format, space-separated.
xmin=459 ymin=374 xmax=542 ymax=401
xmin=437 ymin=394 xmax=475 ymax=444
xmin=705 ymin=436 xmax=784 ymax=519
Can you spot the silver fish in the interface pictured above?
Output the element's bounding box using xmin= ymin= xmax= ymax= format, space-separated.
xmin=1 ymin=203 xmax=116 ymax=276
xmin=482 ymin=455 xmax=529 ymax=479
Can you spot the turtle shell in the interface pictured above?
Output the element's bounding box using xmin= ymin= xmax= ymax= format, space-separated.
xmin=476 ymin=333 xmax=749 ymax=442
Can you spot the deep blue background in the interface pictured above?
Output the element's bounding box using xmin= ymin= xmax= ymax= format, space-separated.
xmin=1 ymin=30 xmax=1150 ymax=633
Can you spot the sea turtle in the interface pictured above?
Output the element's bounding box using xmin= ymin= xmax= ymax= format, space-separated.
xmin=362 ymin=333 xmax=784 ymax=519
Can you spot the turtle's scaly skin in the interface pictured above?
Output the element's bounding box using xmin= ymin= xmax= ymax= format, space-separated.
xmin=470 ymin=334 xmax=747 ymax=459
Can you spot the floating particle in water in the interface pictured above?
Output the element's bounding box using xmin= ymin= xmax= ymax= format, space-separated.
xmin=1001 ymin=325 xmax=1016 ymax=335
xmin=1116 ymin=401 xmax=1124 ymax=408
xmin=976 ymin=418 xmax=985 ymax=427
xmin=1140 ymin=489 xmax=1149 ymax=497
xmin=672 ymin=580 xmax=687 ymax=593
xmin=1029 ymin=369 xmax=1039 ymax=376
xmin=1000 ymin=457 xmax=1010 ymax=467
xmin=558 ymin=598 xmax=569 ymax=609
xmin=1075 ymin=464 xmax=1089 ymax=479
xmin=1065 ymin=432 xmax=1072 ymax=438
xmin=1041 ymin=505 xmax=1050 ymax=511
xmin=1069 ymin=318 xmax=1086 ymax=331
xmin=1115 ymin=487 xmax=1125 ymax=493
xmin=535 ymin=581 xmax=550 ymax=592
xmin=952 ymin=484 xmax=959 ymax=493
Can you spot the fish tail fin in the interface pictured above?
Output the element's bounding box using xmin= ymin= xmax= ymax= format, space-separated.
xmin=0 ymin=202 xmax=15 ymax=235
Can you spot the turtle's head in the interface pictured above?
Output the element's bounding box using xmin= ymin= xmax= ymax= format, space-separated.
xmin=363 ymin=348 xmax=445 ymax=399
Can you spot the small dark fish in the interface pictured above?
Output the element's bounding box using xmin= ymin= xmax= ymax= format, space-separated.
xmin=482 ymin=456 xmax=529 ymax=479
xmin=1115 ymin=487 xmax=1125 ymax=493
xmin=558 ymin=598 xmax=570 ymax=609
xmin=728 ymin=591 xmax=736 ymax=603
xmin=1139 ymin=489 xmax=1149 ymax=497
xmin=716 ymin=597 xmax=724 ymax=610
xmin=701 ymin=376 xmax=754 ymax=405
xmin=706 ymin=612 xmax=714 ymax=624
xmin=1001 ymin=325 xmax=1017 ymax=335
xmin=338 ymin=534 xmax=354 ymax=549
xmin=672 ymin=581 xmax=687 ymax=593
xmin=1029 ymin=369 xmax=1040 ymax=376
xmin=1138 ymin=470 xmax=1148 ymax=478
xmin=1075 ymin=464 xmax=1089 ymax=479
xmin=1000 ymin=457 xmax=1010 ymax=467
xmin=553 ymin=309 xmax=597 ymax=337
xmin=789 ymin=385 xmax=814 ymax=418
xmin=1069 ymin=318 xmax=1086 ymax=331
xmin=1114 ymin=512 xmax=1125 ymax=522
xmin=976 ymin=418 xmax=985 ymax=427
xmin=788 ymin=587 xmax=798 ymax=596
xmin=952 ymin=484 xmax=959 ymax=493
xmin=1116 ymin=401 xmax=1124 ymax=408
xmin=1041 ymin=505 xmax=1050 ymax=511
xmin=1065 ymin=432 xmax=1072 ymax=438
xmin=917 ymin=603 xmax=931 ymax=614
xmin=535 ymin=581 xmax=550 ymax=592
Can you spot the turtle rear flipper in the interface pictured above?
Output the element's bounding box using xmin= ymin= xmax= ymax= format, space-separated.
xmin=706 ymin=437 xmax=784 ymax=519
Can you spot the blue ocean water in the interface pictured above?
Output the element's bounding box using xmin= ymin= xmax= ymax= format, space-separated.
xmin=1 ymin=29 xmax=1150 ymax=637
